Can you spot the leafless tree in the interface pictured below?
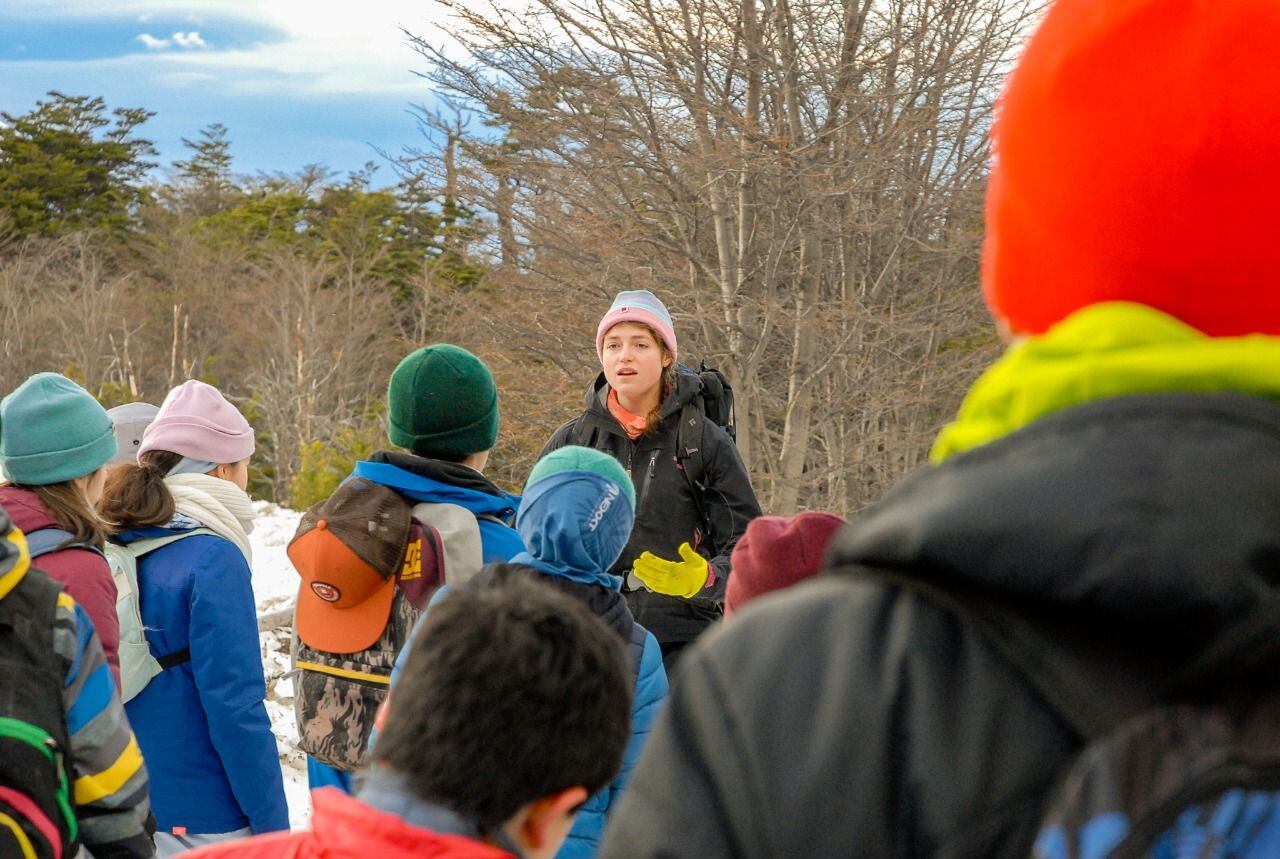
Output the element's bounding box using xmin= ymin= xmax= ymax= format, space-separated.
xmin=404 ymin=0 xmax=1037 ymax=512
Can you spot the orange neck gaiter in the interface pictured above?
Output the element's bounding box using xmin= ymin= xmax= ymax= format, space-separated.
xmin=607 ymin=389 xmax=648 ymax=441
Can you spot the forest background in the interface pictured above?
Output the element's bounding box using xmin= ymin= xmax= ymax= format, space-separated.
xmin=0 ymin=0 xmax=1042 ymax=515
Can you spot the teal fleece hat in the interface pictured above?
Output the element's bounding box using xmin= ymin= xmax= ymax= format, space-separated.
xmin=387 ymin=344 xmax=500 ymax=457
xmin=527 ymin=445 xmax=636 ymax=510
xmin=1 ymin=373 xmax=116 ymax=485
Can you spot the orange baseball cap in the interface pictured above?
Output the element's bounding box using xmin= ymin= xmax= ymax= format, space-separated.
xmin=288 ymin=479 xmax=412 ymax=654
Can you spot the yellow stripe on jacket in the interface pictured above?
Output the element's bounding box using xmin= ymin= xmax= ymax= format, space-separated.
xmin=74 ymin=735 xmax=144 ymax=805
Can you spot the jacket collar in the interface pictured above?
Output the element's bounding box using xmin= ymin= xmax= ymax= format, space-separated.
xmin=832 ymin=391 xmax=1280 ymax=738
xmin=584 ymin=371 xmax=703 ymax=424
xmin=357 ymin=768 xmax=522 ymax=855
xmin=353 ymin=452 xmax=518 ymax=520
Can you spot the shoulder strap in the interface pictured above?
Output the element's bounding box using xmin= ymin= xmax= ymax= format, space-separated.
xmin=674 ymin=403 xmax=714 ymax=545
xmin=410 ymin=503 xmax=486 ymax=587
xmin=117 ymin=528 xmax=220 ymax=560
xmin=25 ymin=528 xmax=103 ymax=560
xmin=569 ymin=417 xmax=594 ymax=448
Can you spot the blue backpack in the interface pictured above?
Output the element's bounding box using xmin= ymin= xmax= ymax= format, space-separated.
xmin=1033 ymin=696 xmax=1280 ymax=858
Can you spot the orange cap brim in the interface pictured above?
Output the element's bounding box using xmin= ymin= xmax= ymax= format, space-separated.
xmin=295 ymin=575 xmax=397 ymax=654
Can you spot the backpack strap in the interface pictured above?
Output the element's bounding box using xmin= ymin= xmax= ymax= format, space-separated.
xmin=120 ymin=528 xmax=220 ymax=559
xmin=568 ymin=417 xmax=594 ymax=448
xmin=24 ymin=528 xmax=104 ymax=560
xmin=674 ymin=403 xmax=715 ymax=551
xmin=109 ymin=528 xmax=219 ymax=673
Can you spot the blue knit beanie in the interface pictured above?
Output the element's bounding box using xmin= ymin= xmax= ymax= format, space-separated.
xmin=1 ymin=373 xmax=116 ymax=485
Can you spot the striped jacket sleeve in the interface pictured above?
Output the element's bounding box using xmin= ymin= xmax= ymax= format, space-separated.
xmin=52 ymin=592 xmax=155 ymax=857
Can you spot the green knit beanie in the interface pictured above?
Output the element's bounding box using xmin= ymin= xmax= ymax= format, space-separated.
xmin=526 ymin=445 xmax=636 ymax=510
xmin=387 ymin=344 xmax=500 ymax=457
xmin=1 ymin=373 xmax=116 ymax=485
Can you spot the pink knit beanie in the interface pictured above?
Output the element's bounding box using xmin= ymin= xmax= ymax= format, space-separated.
xmin=138 ymin=380 xmax=255 ymax=464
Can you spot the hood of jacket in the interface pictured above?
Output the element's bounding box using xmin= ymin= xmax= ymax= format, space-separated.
xmin=352 ymin=451 xmax=519 ymax=520
xmin=829 ymin=391 xmax=1280 ymax=738
xmin=512 ymin=470 xmax=632 ymax=590
xmin=583 ymin=371 xmax=704 ymax=428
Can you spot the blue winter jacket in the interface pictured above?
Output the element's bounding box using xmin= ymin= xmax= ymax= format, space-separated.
xmin=373 ymin=452 xmax=525 ymax=688
xmin=561 ymin=607 xmax=667 ymax=859
xmin=511 ymin=469 xmax=669 ymax=859
xmin=118 ymin=517 xmax=289 ymax=835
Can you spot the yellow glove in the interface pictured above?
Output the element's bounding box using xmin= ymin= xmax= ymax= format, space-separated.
xmin=632 ymin=542 xmax=709 ymax=599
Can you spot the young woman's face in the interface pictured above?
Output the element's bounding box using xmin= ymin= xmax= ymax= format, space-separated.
xmin=212 ymin=458 xmax=251 ymax=491
xmin=601 ymin=322 xmax=672 ymax=404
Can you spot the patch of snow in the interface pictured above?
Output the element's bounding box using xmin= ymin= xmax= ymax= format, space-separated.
xmin=250 ymin=501 xmax=312 ymax=829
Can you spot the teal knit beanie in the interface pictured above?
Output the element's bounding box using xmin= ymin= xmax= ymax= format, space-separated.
xmin=1 ymin=373 xmax=116 ymax=485
xmin=387 ymin=344 xmax=500 ymax=457
xmin=527 ymin=445 xmax=636 ymax=510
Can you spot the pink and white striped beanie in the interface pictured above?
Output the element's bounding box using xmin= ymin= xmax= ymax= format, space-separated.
xmin=595 ymin=290 xmax=678 ymax=363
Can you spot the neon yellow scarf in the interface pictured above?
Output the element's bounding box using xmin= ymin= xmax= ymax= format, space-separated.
xmin=931 ymin=302 xmax=1280 ymax=463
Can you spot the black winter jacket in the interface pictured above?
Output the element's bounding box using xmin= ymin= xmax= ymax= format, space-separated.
xmin=600 ymin=392 xmax=1280 ymax=858
xmin=540 ymin=373 xmax=761 ymax=649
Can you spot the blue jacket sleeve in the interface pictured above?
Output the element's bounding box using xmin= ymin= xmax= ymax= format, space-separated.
xmin=611 ymin=632 xmax=670 ymax=799
xmin=557 ymin=632 xmax=670 ymax=859
xmin=188 ymin=540 xmax=289 ymax=833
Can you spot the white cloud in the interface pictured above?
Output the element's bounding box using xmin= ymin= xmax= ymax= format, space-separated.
xmin=12 ymin=1 xmax=460 ymax=99
xmin=136 ymin=33 xmax=170 ymax=50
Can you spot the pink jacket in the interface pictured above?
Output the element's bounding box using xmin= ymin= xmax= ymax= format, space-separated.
xmin=0 ymin=486 xmax=120 ymax=688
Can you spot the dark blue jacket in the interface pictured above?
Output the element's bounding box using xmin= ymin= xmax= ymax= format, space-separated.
xmin=119 ymin=516 xmax=289 ymax=835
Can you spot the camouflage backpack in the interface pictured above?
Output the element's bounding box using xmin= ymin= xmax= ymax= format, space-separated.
xmin=288 ymin=478 xmax=490 ymax=771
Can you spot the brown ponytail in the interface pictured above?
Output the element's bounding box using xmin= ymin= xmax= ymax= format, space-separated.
xmin=97 ymin=450 xmax=182 ymax=532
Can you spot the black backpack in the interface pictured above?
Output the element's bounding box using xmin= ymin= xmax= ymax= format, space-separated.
xmin=671 ymin=363 xmax=735 ymax=547
xmin=1031 ymin=695 xmax=1280 ymax=858
xmin=0 ymin=547 xmax=79 ymax=859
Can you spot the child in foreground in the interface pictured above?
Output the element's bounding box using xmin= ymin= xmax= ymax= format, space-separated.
xmin=189 ymin=572 xmax=634 ymax=859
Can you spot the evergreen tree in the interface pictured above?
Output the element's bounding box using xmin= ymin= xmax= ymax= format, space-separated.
xmin=172 ymin=123 xmax=237 ymax=215
xmin=0 ymin=92 xmax=155 ymax=238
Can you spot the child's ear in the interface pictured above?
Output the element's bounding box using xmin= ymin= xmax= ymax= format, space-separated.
xmin=517 ymin=786 xmax=589 ymax=852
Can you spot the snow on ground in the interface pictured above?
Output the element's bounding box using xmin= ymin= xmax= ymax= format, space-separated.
xmin=249 ymin=500 xmax=311 ymax=829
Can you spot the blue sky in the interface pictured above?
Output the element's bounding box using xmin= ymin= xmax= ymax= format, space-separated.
xmin=0 ymin=1 xmax=454 ymax=182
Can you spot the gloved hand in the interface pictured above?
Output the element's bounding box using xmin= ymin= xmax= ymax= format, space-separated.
xmin=632 ymin=542 xmax=709 ymax=599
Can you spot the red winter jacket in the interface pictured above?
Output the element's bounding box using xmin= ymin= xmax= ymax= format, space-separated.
xmin=0 ymin=486 xmax=121 ymax=688
xmin=186 ymin=789 xmax=517 ymax=859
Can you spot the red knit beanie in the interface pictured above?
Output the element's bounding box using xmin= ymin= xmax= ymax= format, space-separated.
xmin=984 ymin=0 xmax=1280 ymax=336
xmin=725 ymin=512 xmax=847 ymax=617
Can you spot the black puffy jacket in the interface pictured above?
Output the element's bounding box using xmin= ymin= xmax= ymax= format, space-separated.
xmin=539 ymin=373 xmax=761 ymax=657
xmin=601 ymin=392 xmax=1280 ymax=857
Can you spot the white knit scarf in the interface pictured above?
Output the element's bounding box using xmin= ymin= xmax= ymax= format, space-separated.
xmin=163 ymin=473 xmax=256 ymax=564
